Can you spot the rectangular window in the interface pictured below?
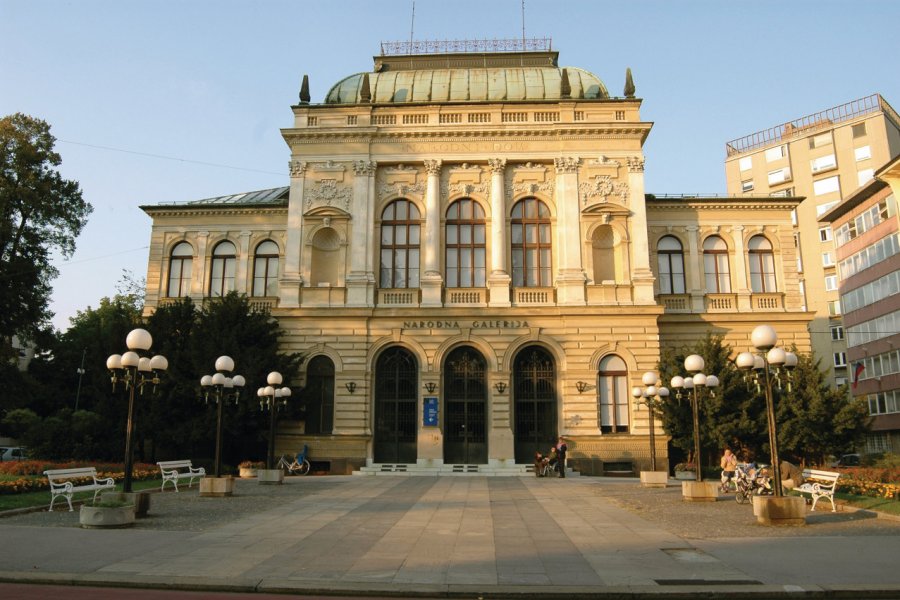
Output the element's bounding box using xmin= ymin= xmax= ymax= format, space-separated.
xmin=768 ymin=168 xmax=791 ymax=185
xmin=772 ymin=187 xmax=795 ymax=198
xmin=814 ymin=175 xmax=841 ymax=196
xmin=741 ymin=179 xmax=754 ymax=192
xmin=855 ymin=145 xmax=871 ymax=161
xmin=828 ymin=299 xmax=841 ymax=316
xmin=819 ymin=226 xmax=832 ymax=242
xmin=811 ymin=154 xmax=837 ymax=173
xmin=852 ymin=122 xmax=867 ymax=138
xmin=858 ymin=168 xmax=875 ymax=186
xmin=791 ymin=209 xmax=798 ymax=225
xmin=817 ymin=200 xmax=839 ymax=217
xmin=831 ymin=325 xmax=844 ymax=341
xmin=833 ymin=352 xmax=847 ymax=367
xmin=825 ymin=274 xmax=838 ymax=291
xmin=822 ymin=252 xmax=834 ymax=267
xmin=865 ymin=433 xmax=891 ymax=454
xmin=765 ymin=145 xmax=787 ymax=162
xmin=835 ymin=377 xmax=848 ymax=387
xmin=739 ymin=156 xmax=753 ymax=171
xmin=809 ymin=132 xmax=833 ymax=148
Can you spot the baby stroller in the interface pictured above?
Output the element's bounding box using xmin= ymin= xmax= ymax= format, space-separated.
xmin=533 ymin=450 xmax=556 ymax=477
xmin=734 ymin=463 xmax=772 ymax=504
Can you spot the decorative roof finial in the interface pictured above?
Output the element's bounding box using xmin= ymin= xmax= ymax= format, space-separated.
xmin=360 ymin=73 xmax=372 ymax=103
xmin=560 ymin=68 xmax=571 ymax=99
xmin=299 ymin=75 xmax=310 ymax=104
xmin=624 ymin=68 xmax=635 ymax=99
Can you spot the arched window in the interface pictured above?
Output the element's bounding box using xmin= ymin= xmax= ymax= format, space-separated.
xmin=209 ymin=241 xmax=236 ymax=297
xmin=656 ymin=236 xmax=685 ymax=294
xmin=445 ymin=199 xmax=486 ymax=288
xmin=252 ymin=240 xmax=279 ymax=297
xmin=511 ymin=198 xmax=551 ymax=287
xmin=749 ymin=235 xmax=776 ymax=292
xmin=310 ymin=228 xmax=341 ymax=286
xmin=380 ymin=200 xmax=421 ymax=289
xmin=167 ymin=242 xmax=193 ymax=297
xmin=598 ymin=355 xmax=628 ymax=433
xmin=703 ymin=235 xmax=731 ymax=293
xmin=303 ymin=355 xmax=334 ymax=435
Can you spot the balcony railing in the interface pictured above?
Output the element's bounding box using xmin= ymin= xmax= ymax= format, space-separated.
xmin=752 ymin=293 xmax=783 ymax=311
xmin=705 ymin=293 xmax=736 ymax=311
xmin=445 ymin=288 xmax=487 ymax=306
xmin=378 ymin=289 xmax=421 ymax=306
xmin=512 ymin=287 xmax=555 ymax=306
xmin=658 ymin=294 xmax=690 ymax=312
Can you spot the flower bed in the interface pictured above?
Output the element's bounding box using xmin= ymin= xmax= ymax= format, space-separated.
xmin=0 ymin=461 xmax=158 ymax=495
xmin=835 ymin=467 xmax=900 ymax=500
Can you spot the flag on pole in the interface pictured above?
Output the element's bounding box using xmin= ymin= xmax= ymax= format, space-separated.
xmin=852 ymin=362 xmax=865 ymax=388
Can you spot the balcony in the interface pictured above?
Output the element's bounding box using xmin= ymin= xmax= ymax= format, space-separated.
xmin=445 ymin=288 xmax=487 ymax=306
xmin=705 ymin=293 xmax=737 ymax=312
xmin=378 ymin=289 xmax=421 ymax=306
xmin=658 ymin=294 xmax=690 ymax=312
xmin=752 ymin=293 xmax=784 ymax=311
xmin=512 ymin=287 xmax=555 ymax=306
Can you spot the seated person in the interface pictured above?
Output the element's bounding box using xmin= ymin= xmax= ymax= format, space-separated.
xmin=546 ymin=447 xmax=558 ymax=468
xmin=780 ymin=460 xmax=805 ymax=490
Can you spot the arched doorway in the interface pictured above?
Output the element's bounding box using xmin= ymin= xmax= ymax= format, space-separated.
xmin=443 ymin=346 xmax=487 ymax=464
xmin=512 ymin=345 xmax=557 ymax=463
xmin=373 ymin=347 xmax=418 ymax=463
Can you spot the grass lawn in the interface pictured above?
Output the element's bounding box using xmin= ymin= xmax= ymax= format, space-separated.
xmin=836 ymin=492 xmax=900 ymax=516
xmin=0 ymin=477 xmax=163 ymax=512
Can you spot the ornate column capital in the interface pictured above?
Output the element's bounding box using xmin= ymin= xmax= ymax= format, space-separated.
xmin=353 ymin=160 xmax=377 ymax=176
xmin=626 ymin=156 xmax=645 ymax=173
xmin=289 ymin=160 xmax=307 ymax=177
xmin=554 ymin=156 xmax=581 ymax=174
xmin=424 ymin=159 xmax=443 ymax=176
xmin=488 ymin=158 xmax=507 ymax=173
xmin=731 ymin=224 xmax=745 ymax=232
xmin=685 ymin=225 xmax=699 ymax=233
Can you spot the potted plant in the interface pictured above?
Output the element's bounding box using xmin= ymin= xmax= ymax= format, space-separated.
xmin=100 ymin=490 xmax=151 ymax=518
xmin=674 ymin=463 xmax=697 ymax=480
xmin=239 ymin=460 xmax=264 ymax=478
xmin=80 ymin=498 xmax=136 ymax=528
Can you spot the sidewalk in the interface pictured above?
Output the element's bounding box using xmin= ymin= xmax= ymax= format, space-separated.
xmin=1 ymin=475 xmax=899 ymax=598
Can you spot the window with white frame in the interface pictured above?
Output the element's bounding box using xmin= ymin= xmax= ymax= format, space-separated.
xmin=868 ymin=390 xmax=900 ymax=415
xmin=739 ymin=156 xmax=752 ymax=171
xmin=814 ymin=176 xmax=841 ymax=196
xmin=511 ymin=198 xmax=552 ymax=287
xmin=768 ymin=168 xmax=791 ymax=185
xmin=598 ymin=355 xmax=629 ymax=433
xmin=167 ymin=242 xmax=193 ymax=298
xmin=819 ymin=226 xmax=832 ymax=242
xmin=252 ymin=240 xmax=280 ymax=297
xmin=445 ymin=198 xmax=486 ymax=288
xmin=765 ymin=145 xmax=787 ymax=162
xmin=855 ymin=146 xmax=871 ymax=161
xmin=839 ymin=233 xmax=900 ymax=280
xmin=828 ymin=299 xmax=841 ymax=316
xmin=772 ymin=187 xmax=795 ymax=198
xmin=865 ymin=433 xmax=891 ymax=454
xmin=831 ymin=325 xmax=845 ymax=341
xmin=657 ymin=236 xmax=686 ymax=294
xmin=741 ymin=179 xmax=754 ymax=192
xmin=825 ymin=274 xmax=838 ymax=291
xmin=209 ymin=241 xmax=236 ymax=297
xmin=811 ymin=154 xmax=837 ymax=173
xmin=841 ymin=269 xmax=900 ymax=313
xmin=833 ymin=352 xmax=847 ymax=367
xmin=858 ymin=168 xmax=875 ymax=186
xmin=822 ymin=252 xmax=834 ymax=267
xmin=380 ymin=199 xmax=421 ymax=289
xmin=703 ymin=235 xmax=731 ymax=293
xmin=835 ymin=376 xmax=848 ymax=387
xmin=790 ymin=208 xmax=798 ymax=225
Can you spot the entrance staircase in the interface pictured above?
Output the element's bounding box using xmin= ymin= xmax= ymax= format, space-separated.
xmin=353 ymin=463 xmax=579 ymax=477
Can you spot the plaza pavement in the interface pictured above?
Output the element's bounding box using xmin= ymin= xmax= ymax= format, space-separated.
xmin=0 ymin=474 xmax=899 ymax=598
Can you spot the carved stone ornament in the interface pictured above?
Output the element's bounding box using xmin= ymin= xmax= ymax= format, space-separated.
xmin=353 ymin=160 xmax=377 ymax=176
xmin=446 ymin=181 xmax=490 ymax=198
xmin=379 ymin=181 xmax=426 ymax=198
xmin=554 ymin=156 xmax=581 ymax=174
xmin=487 ymin=158 xmax=507 ymax=173
xmin=586 ymin=156 xmax=621 ymax=167
xmin=424 ymin=159 xmax=443 ymax=176
xmin=289 ymin=160 xmax=307 ymax=177
xmin=507 ymin=180 xmax=554 ymax=200
xmin=626 ymin=156 xmax=645 ymax=173
xmin=385 ymin=164 xmax=417 ymax=172
xmin=304 ymin=179 xmax=352 ymax=212
xmin=316 ymin=160 xmax=344 ymax=172
xmin=579 ymin=176 xmax=630 ymax=206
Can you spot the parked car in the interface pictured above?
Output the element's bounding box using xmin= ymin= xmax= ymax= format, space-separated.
xmin=829 ymin=453 xmax=861 ymax=468
xmin=0 ymin=447 xmax=27 ymax=461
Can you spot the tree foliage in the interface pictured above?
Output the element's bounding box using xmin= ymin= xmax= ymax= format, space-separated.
xmin=0 ymin=113 xmax=92 ymax=354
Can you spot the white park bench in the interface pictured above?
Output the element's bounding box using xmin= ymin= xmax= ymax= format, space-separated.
xmin=795 ymin=468 xmax=840 ymax=512
xmin=157 ymin=460 xmax=205 ymax=492
xmin=44 ymin=467 xmax=115 ymax=512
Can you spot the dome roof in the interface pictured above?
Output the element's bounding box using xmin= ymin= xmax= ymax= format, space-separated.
xmin=325 ymin=66 xmax=609 ymax=104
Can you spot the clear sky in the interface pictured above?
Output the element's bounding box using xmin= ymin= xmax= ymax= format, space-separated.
xmin=1 ymin=0 xmax=898 ymax=332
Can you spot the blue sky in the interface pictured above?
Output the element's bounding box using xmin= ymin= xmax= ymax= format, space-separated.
xmin=1 ymin=0 xmax=898 ymax=332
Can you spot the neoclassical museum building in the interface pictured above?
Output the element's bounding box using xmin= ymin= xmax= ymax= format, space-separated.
xmin=141 ymin=41 xmax=812 ymax=475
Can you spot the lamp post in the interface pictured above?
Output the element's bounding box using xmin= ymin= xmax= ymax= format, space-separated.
xmin=631 ymin=371 xmax=669 ymax=472
xmin=257 ymin=372 xmax=291 ymax=470
xmin=106 ymin=328 xmax=168 ymax=493
xmin=736 ymin=325 xmax=798 ymax=498
xmin=200 ymin=356 xmax=245 ymax=477
xmin=669 ymin=355 xmax=719 ymax=482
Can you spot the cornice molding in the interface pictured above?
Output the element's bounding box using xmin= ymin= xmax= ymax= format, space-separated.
xmin=142 ymin=206 xmax=288 ymax=218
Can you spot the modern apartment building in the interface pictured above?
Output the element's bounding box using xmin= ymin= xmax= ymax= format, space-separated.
xmin=139 ymin=42 xmax=811 ymax=474
xmin=819 ymin=160 xmax=899 ymax=455
xmin=725 ymin=95 xmax=900 ymax=387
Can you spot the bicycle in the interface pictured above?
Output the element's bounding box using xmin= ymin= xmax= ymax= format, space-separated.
xmin=276 ymin=444 xmax=310 ymax=475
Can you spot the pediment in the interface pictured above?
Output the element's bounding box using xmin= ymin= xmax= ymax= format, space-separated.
xmin=581 ymin=202 xmax=630 ymax=216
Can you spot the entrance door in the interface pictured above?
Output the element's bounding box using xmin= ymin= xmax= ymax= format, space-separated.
xmin=513 ymin=346 xmax=557 ymax=464
xmin=373 ymin=347 xmax=418 ymax=463
xmin=443 ymin=347 xmax=487 ymax=464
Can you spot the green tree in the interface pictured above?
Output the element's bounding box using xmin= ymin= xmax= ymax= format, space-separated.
xmin=0 ymin=113 xmax=92 ymax=356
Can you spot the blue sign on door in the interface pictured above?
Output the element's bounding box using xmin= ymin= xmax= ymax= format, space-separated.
xmin=423 ymin=396 xmax=439 ymax=427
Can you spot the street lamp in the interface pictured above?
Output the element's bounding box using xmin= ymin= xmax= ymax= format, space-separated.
xmin=735 ymin=325 xmax=798 ymax=497
xmin=257 ymin=372 xmax=291 ymax=470
xmin=631 ymin=371 xmax=669 ymax=471
xmin=106 ymin=328 xmax=168 ymax=493
xmin=669 ymin=355 xmax=719 ymax=482
xmin=200 ymin=356 xmax=245 ymax=477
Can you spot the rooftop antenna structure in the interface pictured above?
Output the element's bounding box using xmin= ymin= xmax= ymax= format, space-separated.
xmin=522 ymin=0 xmax=526 ymax=46
xmin=409 ymin=1 xmax=415 ymax=48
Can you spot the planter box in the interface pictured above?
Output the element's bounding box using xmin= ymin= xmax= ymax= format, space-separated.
xmin=753 ymin=495 xmax=806 ymax=526
xmin=674 ymin=470 xmax=697 ymax=481
xmin=239 ymin=467 xmax=258 ymax=479
xmin=80 ymin=504 xmax=135 ymax=528
xmin=199 ymin=476 xmax=235 ymax=497
xmin=640 ymin=471 xmax=669 ymax=488
xmin=256 ymin=469 xmax=284 ymax=485
xmin=681 ymin=481 xmax=719 ymax=502
xmin=101 ymin=491 xmax=150 ymax=518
